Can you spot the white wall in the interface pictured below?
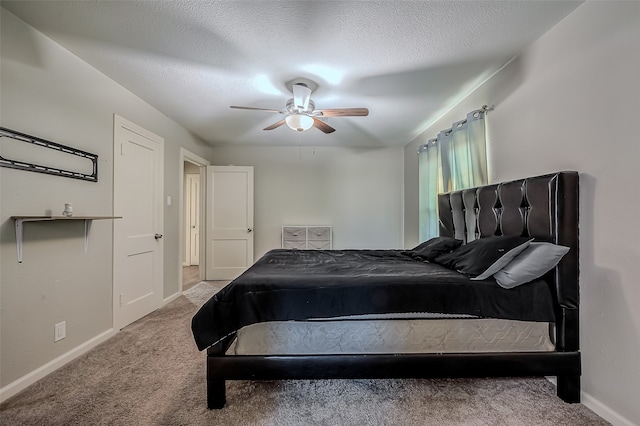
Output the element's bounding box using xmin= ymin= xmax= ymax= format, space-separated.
xmin=404 ymin=2 xmax=640 ymax=424
xmin=0 ymin=9 xmax=212 ymax=395
xmin=211 ymin=145 xmax=404 ymax=259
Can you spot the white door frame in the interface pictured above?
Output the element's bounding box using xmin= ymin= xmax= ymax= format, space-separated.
xmin=113 ymin=115 xmax=164 ymax=330
xmin=178 ymin=148 xmax=209 ymax=287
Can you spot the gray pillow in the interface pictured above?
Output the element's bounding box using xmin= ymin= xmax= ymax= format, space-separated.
xmin=493 ymin=242 xmax=570 ymax=289
xmin=470 ymin=238 xmax=533 ymax=280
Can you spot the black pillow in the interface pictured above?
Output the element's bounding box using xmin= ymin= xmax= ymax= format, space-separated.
xmin=434 ymin=236 xmax=532 ymax=278
xmin=405 ymin=237 xmax=463 ymax=261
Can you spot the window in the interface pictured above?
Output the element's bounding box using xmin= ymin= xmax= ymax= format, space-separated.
xmin=418 ymin=108 xmax=488 ymax=241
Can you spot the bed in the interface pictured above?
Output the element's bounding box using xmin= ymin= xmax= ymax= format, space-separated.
xmin=192 ymin=171 xmax=580 ymax=408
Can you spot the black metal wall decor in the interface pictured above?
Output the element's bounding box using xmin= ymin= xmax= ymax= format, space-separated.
xmin=0 ymin=127 xmax=98 ymax=182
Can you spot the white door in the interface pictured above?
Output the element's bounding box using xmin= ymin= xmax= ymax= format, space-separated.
xmin=113 ymin=116 xmax=164 ymax=330
xmin=206 ymin=166 xmax=254 ymax=280
xmin=186 ymin=173 xmax=200 ymax=266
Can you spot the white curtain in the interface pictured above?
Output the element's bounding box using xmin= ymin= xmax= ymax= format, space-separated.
xmin=418 ymin=139 xmax=440 ymax=242
xmin=418 ymin=108 xmax=487 ymax=240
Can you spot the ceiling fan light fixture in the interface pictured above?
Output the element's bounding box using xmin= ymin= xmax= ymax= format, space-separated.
xmin=292 ymin=83 xmax=312 ymax=111
xmin=285 ymin=114 xmax=314 ymax=132
xmin=231 ymin=78 xmax=366 ymax=134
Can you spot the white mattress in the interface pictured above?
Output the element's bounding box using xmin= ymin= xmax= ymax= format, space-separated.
xmin=227 ymin=318 xmax=555 ymax=355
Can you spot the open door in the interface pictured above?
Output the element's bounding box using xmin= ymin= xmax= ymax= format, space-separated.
xmin=205 ymin=166 xmax=254 ymax=280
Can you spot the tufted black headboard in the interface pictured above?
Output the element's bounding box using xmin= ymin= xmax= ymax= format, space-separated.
xmin=437 ymin=172 xmax=579 ymax=350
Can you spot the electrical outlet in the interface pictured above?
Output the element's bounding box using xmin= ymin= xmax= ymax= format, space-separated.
xmin=54 ymin=321 xmax=66 ymax=342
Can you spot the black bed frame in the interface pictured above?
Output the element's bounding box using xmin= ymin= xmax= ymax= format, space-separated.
xmin=205 ymin=171 xmax=580 ymax=408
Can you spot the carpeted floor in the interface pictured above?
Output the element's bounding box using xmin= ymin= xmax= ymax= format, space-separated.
xmin=1 ymin=282 xmax=609 ymax=426
xmin=182 ymin=265 xmax=202 ymax=291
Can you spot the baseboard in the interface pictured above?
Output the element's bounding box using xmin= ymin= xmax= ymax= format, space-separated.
xmin=2 ymin=295 xmax=183 ymax=404
xmin=581 ymin=390 xmax=637 ymax=426
xmin=163 ymin=291 xmax=182 ymax=305
xmin=546 ymin=377 xmax=637 ymax=426
xmin=0 ymin=328 xmax=117 ymax=403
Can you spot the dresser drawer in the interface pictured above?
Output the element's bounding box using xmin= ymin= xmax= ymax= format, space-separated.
xmin=307 ymin=227 xmax=331 ymax=241
xmin=308 ymin=240 xmax=331 ymax=250
xmin=282 ymin=227 xmax=307 ymax=241
xmin=282 ymin=240 xmax=307 ymax=250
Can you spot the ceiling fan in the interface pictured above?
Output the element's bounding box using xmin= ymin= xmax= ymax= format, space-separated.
xmin=230 ymin=82 xmax=368 ymax=134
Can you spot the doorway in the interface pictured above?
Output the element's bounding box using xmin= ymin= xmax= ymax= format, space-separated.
xmin=179 ymin=148 xmax=209 ymax=291
xmin=184 ymin=166 xmax=201 ymax=290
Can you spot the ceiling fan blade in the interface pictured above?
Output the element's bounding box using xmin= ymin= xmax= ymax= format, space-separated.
xmin=230 ymin=106 xmax=283 ymax=113
xmin=263 ymin=119 xmax=287 ymax=131
xmin=315 ymin=108 xmax=369 ymax=117
xmin=292 ymin=83 xmax=312 ymax=110
xmin=312 ymin=118 xmax=336 ymax=134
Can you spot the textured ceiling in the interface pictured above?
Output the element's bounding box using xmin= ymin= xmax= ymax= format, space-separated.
xmin=2 ymin=1 xmax=581 ymax=147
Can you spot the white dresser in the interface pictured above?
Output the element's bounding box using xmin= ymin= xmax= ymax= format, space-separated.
xmin=282 ymin=226 xmax=332 ymax=250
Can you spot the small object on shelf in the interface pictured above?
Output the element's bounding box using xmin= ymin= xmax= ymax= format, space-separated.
xmin=62 ymin=203 xmax=73 ymax=217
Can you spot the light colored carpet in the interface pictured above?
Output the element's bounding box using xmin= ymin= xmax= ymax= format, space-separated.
xmin=182 ymin=265 xmax=202 ymax=290
xmin=1 ymin=282 xmax=608 ymax=426
xmin=183 ymin=280 xmax=228 ymax=306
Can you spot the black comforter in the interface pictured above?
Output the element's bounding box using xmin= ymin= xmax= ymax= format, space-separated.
xmin=191 ymin=249 xmax=555 ymax=350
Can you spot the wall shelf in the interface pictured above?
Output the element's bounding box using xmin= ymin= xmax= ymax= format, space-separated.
xmin=11 ymin=215 xmax=122 ymax=263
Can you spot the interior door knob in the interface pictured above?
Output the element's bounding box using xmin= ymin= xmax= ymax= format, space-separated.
xmin=155 ymin=233 xmax=163 ymax=239
xmin=247 ymin=228 xmax=253 ymax=233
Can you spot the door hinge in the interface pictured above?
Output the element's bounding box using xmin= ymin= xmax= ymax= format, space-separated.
xmin=119 ymin=293 xmax=124 ymax=307
xmin=120 ymin=143 xmax=125 ymax=156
